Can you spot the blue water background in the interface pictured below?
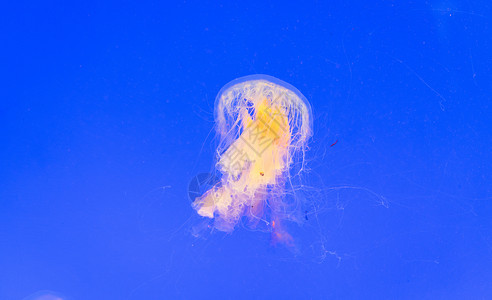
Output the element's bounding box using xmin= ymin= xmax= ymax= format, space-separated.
xmin=1 ymin=1 xmax=491 ymax=299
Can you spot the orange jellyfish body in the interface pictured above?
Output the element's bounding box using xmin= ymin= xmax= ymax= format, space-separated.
xmin=192 ymin=75 xmax=312 ymax=243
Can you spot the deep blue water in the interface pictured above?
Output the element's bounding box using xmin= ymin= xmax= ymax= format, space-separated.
xmin=1 ymin=1 xmax=491 ymax=299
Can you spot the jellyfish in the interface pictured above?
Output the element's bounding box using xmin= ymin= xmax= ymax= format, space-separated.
xmin=192 ymin=74 xmax=313 ymax=245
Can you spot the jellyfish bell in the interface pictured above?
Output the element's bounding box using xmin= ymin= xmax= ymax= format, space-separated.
xmin=192 ymin=74 xmax=313 ymax=245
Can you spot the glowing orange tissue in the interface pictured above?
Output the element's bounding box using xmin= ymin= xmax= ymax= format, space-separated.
xmin=192 ymin=75 xmax=313 ymax=244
